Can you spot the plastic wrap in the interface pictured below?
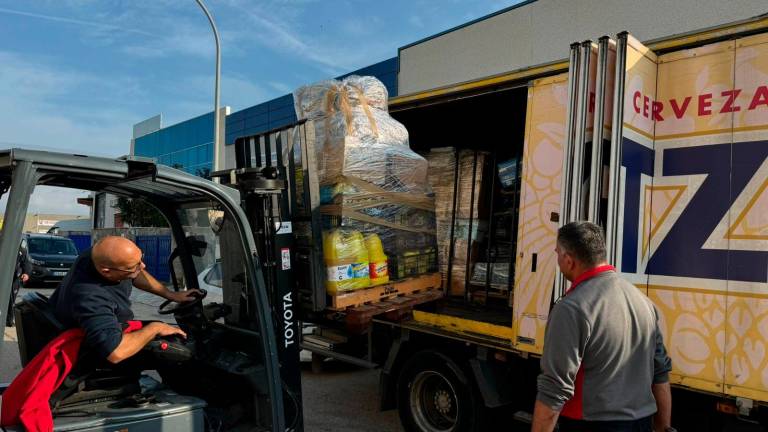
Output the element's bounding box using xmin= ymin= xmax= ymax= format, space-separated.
xmin=294 ymin=76 xmax=437 ymax=293
xmin=294 ymin=76 xmax=425 ymax=191
xmin=426 ymin=148 xmax=456 ymax=290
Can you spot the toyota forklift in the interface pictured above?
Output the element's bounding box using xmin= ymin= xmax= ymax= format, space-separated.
xmin=0 ymin=149 xmax=303 ymax=431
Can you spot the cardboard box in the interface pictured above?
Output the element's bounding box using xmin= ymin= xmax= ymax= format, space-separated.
xmin=426 ymin=148 xmax=491 ymax=296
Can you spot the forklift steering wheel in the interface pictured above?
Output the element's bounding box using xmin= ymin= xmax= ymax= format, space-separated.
xmin=158 ymin=289 xmax=207 ymax=315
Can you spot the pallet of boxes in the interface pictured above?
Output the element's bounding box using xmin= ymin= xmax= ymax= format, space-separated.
xmin=424 ymin=146 xmax=516 ymax=304
xmin=294 ymin=76 xmax=442 ymax=332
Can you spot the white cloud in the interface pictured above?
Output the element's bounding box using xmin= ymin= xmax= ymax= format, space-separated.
xmin=0 ymin=186 xmax=91 ymax=217
xmin=121 ymin=44 xmax=166 ymax=59
xmin=0 ymin=51 xmax=141 ymax=158
xmin=163 ymin=73 xmax=270 ymax=118
xmin=268 ymin=81 xmax=294 ymax=95
xmin=0 ymin=4 xmax=246 ymax=63
xmin=0 ymin=6 xmax=158 ymax=37
xmin=0 ymin=52 xmax=78 ymax=99
xmin=340 ymin=19 xmax=371 ymax=37
xmin=222 ymin=75 xmax=270 ymax=112
xmin=120 ymin=20 xmax=228 ymax=60
xmin=223 ymin=1 xmax=405 ymax=80
xmin=223 ymin=0 xmax=348 ymax=74
xmin=409 ymin=15 xmax=425 ymax=28
xmin=29 ymin=187 xmax=91 ymax=216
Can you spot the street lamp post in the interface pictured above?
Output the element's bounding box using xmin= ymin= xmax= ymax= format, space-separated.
xmin=194 ymin=0 xmax=221 ymax=173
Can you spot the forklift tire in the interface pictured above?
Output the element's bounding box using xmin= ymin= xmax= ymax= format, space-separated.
xmin=397 ymin=350 xmax=483 ymax=432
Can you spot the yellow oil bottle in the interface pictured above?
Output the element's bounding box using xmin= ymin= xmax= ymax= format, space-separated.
xmin=323 ymin=229 xmax=370 ymax=294
xmin=365 ymin=234 xmax=389 ymax=286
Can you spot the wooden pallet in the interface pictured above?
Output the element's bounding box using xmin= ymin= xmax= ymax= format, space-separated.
xmin=328 ymin=273 xmax=442 ymax=310
xmin=345 ymin=289 xmax=444 ymax=334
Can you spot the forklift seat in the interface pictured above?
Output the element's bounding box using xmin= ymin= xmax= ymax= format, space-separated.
xmin=11 ymin=292 xmax=142 ymax=412
xmin=13 ymin=292 xmax=65 ymax=367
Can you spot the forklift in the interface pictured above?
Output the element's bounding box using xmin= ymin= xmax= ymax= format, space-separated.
xmin=0 ymin=148 xmax=303 ymax=431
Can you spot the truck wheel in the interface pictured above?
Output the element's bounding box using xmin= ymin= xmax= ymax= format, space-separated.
xmin=397 ymin=350 xmax=482 ymax=432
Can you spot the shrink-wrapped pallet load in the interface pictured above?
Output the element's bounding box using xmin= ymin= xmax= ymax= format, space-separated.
xmin=294 ymin=76 xmax=437 ymax=293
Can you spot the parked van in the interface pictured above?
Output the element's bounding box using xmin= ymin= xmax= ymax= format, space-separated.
xmin=20 ymin=233 xmax=78 ymax=285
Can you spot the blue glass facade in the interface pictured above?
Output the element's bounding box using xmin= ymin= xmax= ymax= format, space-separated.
xmin=134 ymin=57 xmax=398 ymax=172
xmin=225 ymin=93 xmax=296 ymax=146
xmin=134 ymin=112 xmax=214 ymax=176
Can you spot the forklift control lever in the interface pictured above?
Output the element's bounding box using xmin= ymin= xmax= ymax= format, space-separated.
xmin=144 ymin=335 xmax=194 ymax=362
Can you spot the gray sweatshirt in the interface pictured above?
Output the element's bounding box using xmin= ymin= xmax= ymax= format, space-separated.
xmin=536 ymin=270 xmax=672 ymax=421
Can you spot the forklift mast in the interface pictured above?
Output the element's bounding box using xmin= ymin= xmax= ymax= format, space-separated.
xmin=213 ymin=127 xmax=304 ymax=431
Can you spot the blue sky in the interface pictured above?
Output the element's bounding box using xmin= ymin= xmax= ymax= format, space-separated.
xmin=0 ymin=0 xmax=523 ymax=157
xmin=0 ymin=0 xmax=524 ymax=215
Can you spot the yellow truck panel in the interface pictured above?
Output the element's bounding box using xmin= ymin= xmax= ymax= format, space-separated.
xmin=616 ymin=32 xmax=768 ymax=401
xmin=511 ymin=73 xmax=569 ymax=355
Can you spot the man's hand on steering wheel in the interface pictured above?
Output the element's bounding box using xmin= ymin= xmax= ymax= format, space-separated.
xmin=158 ymin=289 xmax=207 ymax=315
xmin=165 ymin=289 xmax=203 ymax=303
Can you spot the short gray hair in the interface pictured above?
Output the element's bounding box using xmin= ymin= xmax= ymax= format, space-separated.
xmin=557 ymin=221 xmax=606 ymax=267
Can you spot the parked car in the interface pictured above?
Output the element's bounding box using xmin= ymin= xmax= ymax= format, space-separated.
xmin=20 ymin=233 xmax=79 ymax=286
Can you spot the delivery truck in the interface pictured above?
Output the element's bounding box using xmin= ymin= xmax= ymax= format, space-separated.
xmin=251 ymin=13 xmax=768 ymax=432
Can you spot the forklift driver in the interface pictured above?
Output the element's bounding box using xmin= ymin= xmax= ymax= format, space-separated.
xmin=49 ymin=236 xmax=199 ymax=364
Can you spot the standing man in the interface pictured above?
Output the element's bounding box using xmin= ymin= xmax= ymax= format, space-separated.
xmin=50 ymin=236 xmax=198 ymax=364
xmin=532 ymin=221 xmax=674 ymax=432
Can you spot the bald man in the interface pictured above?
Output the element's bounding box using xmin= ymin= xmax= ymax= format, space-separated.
xmin=49 ymin=236 xmax=198 ymax=364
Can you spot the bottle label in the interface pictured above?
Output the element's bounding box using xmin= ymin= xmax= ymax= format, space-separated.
xmin=351 ymin=262 xmax=370 ymax=279
xmin=327 ymin=262 xmax=369 ymax=281
xmin=370 ymin=261 xmax=388 ymax=279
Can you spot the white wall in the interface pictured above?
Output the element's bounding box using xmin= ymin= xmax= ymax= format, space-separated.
xmin=215 ymin=106 xmax=231 ymax=171
xmin=93 ymin=192 xmax=122 ymax=228
xmin=224 ymin=143 xmax=236 ymax=170
xmin=398 ymin=0 xmax=767 ymax=95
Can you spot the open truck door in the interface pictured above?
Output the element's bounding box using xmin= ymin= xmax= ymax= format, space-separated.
xmin=509 ymin=71 xmax=570 ymax=354
xmin=0 ymin=149 xmax=294 ymax=431
xmin=607 ymin=31 xmax=768 ymax=418
xmin=587 ymin=36 xmax=617 ymax=227
xmin=512 ymin=37 xmax=617 ymax=353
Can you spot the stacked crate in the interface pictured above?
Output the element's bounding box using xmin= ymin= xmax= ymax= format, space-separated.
xmin=426 ymin=148 xmax=490 ymax=296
